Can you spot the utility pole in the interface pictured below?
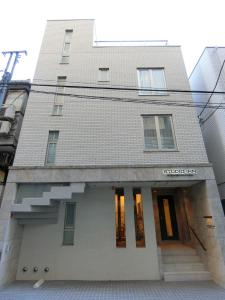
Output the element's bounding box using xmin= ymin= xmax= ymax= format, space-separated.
xmin=0 ymin=50 xmax=27 ymax=105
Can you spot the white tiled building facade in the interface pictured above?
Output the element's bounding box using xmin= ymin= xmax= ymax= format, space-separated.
xmin=0 ymin=20 xmax=225 ymax=286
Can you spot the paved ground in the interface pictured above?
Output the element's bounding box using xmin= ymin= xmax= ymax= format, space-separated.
xmin=0 ymin=280 xmax=225 ymax=300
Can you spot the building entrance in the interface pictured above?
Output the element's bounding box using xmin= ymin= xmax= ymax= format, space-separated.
xmin=157 ymin=195 xmax=179 ymax=241
xmin=153 ymin=189 xmax=193 ymax=245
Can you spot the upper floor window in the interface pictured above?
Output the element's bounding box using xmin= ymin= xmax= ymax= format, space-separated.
xmin=137 ymin=68 xmax=166 ymax=95
xmin=45 ymin=131 xmax=59 ymax=164
xmin=61 ymin=29 xmax=73 ymax=64
xmin=52 ymin=76 xmax=67 ymax=116
xmin=143 ymin=115 xmax=176 ymax=150
xmin=98 ymin=68 xmax=109 ymax=82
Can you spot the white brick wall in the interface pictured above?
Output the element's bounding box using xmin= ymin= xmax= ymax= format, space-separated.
xmin=14 ymin=19 xmax=208 ymax=167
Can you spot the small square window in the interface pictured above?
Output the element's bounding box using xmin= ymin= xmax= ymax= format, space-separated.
xmin=52 ymin=105 xmax=63 ymax=116
xmin=61 ymin=56 xmax=69 ymax=64
xmin=98 ymin=68 xmax=109 ymax=82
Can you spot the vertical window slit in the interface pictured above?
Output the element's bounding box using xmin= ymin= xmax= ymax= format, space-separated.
xmin=133 ymin=188 xmax=146 ymax=247
xmin=63 ymin=202 xmax=76 ymax=245
xmin=45 ymin=130 xmax=59 ymax=165
xmin=115 ymin=188 xmax=126 ymax=248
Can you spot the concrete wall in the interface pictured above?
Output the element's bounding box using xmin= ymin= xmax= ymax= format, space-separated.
xmin=189 ymin=180 xmax=225 ymax=287
xmin=0 ymin=183 xmax=24 ymax=286
xmin=16 ymin=186 xmax=160 ymax=280
xmin=14 ymin=19 xmax=208 ymax=167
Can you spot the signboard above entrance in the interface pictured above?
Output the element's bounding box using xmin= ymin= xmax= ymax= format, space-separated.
xmin=162 ymin=169 xmax=197 ymax=176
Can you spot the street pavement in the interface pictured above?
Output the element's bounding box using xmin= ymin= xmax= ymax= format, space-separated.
xmin=0 ymin=280 xmax=225 ymax=300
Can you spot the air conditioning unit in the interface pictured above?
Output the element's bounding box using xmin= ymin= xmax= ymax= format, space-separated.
xmin=0 ymin=121 xmax=11 ymax=135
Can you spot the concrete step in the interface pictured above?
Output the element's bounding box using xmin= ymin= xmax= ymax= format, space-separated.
xmin=164 ymin=271 xmax=211 ymax=281
xmin=18 ymin=218 xmax=58 ymax=225
xmin=12 ymin=204 xmax=37 ymax=213
xmin=11 ymin=202 xmax=54 ymax=213
xmin=51 ymin=183 xmax=85 ymax=194
xmin=164 ymin=262 xmax=206 ymax=272
xmin=14 ymin=212 xmax=58 ymax=219
xmin=163 ymin=255 xmax=201 ymax=263
xmin=161 ymin=247 xmax=196 ymax=256
xmin=42 ymin=190 xmax=73 ymax=200
xmin=25 ymin=198 xmax=52 ymax=206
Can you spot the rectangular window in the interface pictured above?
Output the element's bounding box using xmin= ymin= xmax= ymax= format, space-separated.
xmin=63 ymin=202 xmax=76 ymax=245
xmin=63 ymin=42 xmax=71 ymax=53
xmin=137 ymin=68 xmax=166 ymax=95
xmin=143 ymin=115 xmax=176 ymax=150
xmin=61 ymin=56 xmax=70 ymax=64
xmin=115 ymin=188 xmax=126 ymax=248
xmin=133 ymin=188 xmax=146 ymax=247
xmin=45 ymin=131 xmax=59 ymax=164
xmin=52 ymin=76 xmax=66 ymax=115
xmin=61 ymin=29 xmax=73 ymax=64
xmin=98 ymin=68 xmax=109 ymax=82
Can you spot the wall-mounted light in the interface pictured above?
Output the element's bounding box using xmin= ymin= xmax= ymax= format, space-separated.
xmin=204 ymin=216 xmax=215 ymax=228
xmin=33 ymin=266 xmax=38 ymax=272
xmin=22 ymin=267 xmax=28 ymax=272
xmin=44 ymin=267 xmax=49 ymax=273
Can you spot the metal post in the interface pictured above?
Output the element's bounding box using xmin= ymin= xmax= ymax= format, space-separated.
xmin=0 ymin=51 xmax=27 ymax=106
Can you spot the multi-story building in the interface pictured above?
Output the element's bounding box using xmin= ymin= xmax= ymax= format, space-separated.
xmin=0 ymin=20 xmax=225 ymax=286
xmin=189 ymin=47 xmax=225 ymax=210
xmin=0 ymin=80 xmax=30 ymax=200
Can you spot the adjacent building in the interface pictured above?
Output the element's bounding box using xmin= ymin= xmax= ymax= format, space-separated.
xmin=0 ymin=20 xmax=225 ymax=286
xmin=189 ymin=47 xmax=225 ymax=211
xmin=0 ymin=81 xmax=30 ymax=201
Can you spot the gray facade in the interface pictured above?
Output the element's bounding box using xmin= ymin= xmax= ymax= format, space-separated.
xmin=0 ymin=20 xmax=225 ymax=287
xmin=189 ymin=48 xmax=225 ymax=201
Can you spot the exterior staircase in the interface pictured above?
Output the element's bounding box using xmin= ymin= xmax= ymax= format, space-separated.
xmin=161 ymin=246 xmax=211 ymax=281
xmin=11 ymin=183 xmax=85 ymax=225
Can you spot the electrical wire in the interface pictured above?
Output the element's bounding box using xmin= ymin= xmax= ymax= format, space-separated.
xmin=2 ymin=82 xmax=225 ymax=112
xmin=30 ymin=89 xmax=225 ymax=110
xmin=200 ymin=102 xmax=224 ymax=125
xmin=2 ymin=81 xmax=225 ymax=95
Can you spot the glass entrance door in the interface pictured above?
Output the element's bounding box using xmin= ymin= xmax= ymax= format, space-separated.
xmin=157 ymin=195 xmax=179 ymax=241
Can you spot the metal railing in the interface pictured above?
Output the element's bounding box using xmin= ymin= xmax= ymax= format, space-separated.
xmin=188 ymin=225 xmax=207 ymax=252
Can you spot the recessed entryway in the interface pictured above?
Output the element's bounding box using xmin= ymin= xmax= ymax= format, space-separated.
xmin=157 ymin=195 xmax=179 ymax=241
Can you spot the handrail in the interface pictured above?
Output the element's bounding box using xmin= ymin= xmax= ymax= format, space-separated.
xmin=188 ymin=225 xmax=207 ymax=252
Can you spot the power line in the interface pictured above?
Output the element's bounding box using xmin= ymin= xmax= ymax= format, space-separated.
xmin=4 ymin=81 xmax=225 ymax=95
xmin=30 ymin=89 xmax=225 ymax=110
xmin=200 ymin=103 xmax=223 ymax=125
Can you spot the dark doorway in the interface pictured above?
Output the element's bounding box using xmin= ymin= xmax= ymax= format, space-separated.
xmin=157 ymin=195 xmax=179 ymax=241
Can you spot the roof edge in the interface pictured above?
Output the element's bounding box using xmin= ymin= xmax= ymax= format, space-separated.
xmin=47 ymin=18 xmax=95 ymax=21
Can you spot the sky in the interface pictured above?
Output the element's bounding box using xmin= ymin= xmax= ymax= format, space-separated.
xmin=0 ymin=0 xmax=225 ymax=80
